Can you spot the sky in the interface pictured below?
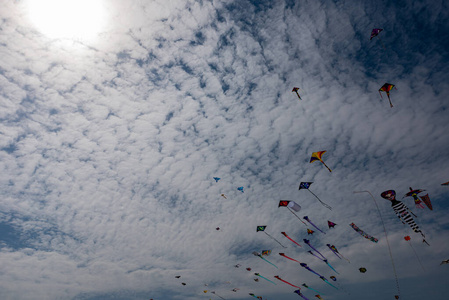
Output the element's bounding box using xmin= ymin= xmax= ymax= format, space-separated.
xmin=0 ymin=0 xmax=449 ymax=299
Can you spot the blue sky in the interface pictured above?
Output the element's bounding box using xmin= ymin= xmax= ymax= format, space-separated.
xmin=1 ymin=0 xmax=449 ymax=299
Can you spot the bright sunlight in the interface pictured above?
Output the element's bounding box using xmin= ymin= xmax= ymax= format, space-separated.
xmin=27 ymin=0 xmax=106 ymax=41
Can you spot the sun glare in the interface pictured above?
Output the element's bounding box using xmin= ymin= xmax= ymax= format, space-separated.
xmin=27 ymin=0 xmax=106 ymax=41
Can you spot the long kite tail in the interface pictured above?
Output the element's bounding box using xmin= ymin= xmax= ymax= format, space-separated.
xmin=264 ymin=231 xmax=287 ymax=248
xmin=307 ymin=190 xmax=332 ymax=210
xmin=304 ymin=240 xmax=327 ymax=260
xmin=303 ymin=217 xmax=326 ymax=234
xmin=320 ymin=160 xmax=332 ymax=172
xmin=289 ymin=208 xmax=308 ymax=226
xmin=281 ymin=232 xmax=302 ymax=247
xmin=324 ymin=260 xmax=339 ymax=274
xmin=321 ymin=277 xmax=338 ymax=290
xmin=275 ymin=276 xmax=300 ymax=288
xmin=255 ymin=273 xmax=276 ymax=285
xmin=259 ymin=256 xmax=279 ymax=269
xmin=302 ymin=284 xmax=323 ymax=295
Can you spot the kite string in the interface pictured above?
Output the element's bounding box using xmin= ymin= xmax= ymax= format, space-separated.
xmin=354 ymin=191 xmax=400 ymax=298
xmin=264 ymin=232 xmax=287 ymax=248
xmin=307 ymin=190 xmax=332 ymax=210
xmin=407 ymin=241 xmax=425 ymax=271
xmin=288 ymin=208 xmax=308 ymax=226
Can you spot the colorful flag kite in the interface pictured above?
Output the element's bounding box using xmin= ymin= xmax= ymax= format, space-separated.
xmin=253 ymin=251 xmax=278 ymax=268
xmin=302 ymin=283 xmax=322 ymax=295
xmin=307 ymin=229 xmax=315 ymax=235
xmin=292 ymin=87 xmax=302 ymax=100
xmin=275 ymin=275 xmax=300 ymax=288
xmin=254 ymin=273 xmax=276 ymax=285
xmin=403 ymin=187 xmax=432 ymax=210
xmin=349 ymin=223 xmax=378 ymax=243
xmin=303 ymin=216 xmax=326 ymax=234
xmin=310 ymin=151 xmax=332 ymax=172
xmin=249 ymin=293 xmax=263 ymax=299
xmin=281 ymin=232 xmax=302 ymax=247
xmin=381 ymin=190 xmax=427 ymax=240
xmin=279 ymin=200 xmax=308 ymax=226
xmin=379 ymin=83 xmax=396 ymax=108
xmin=213 ymin=177 xmax=220 ymax=182
xmin=257 ymin=225 xmax=287 ymax=248
xmin=237 ymin=187 xmax=244 ymax=193
xmin=294 ymin=290 xmax=311 ymax=300
xmin=404 ymin=236 xmax=425 ymax=271
xmin=299 ymin=182 xmax=332 ymax=210
xmin=327 ymin=221 xmax=337 ymax=228
xmin=261 ymin=250 xmax=272 ymax=256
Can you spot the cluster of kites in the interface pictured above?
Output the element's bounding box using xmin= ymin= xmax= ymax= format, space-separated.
xmin=150 ymin=28 xmax=448 ymax=300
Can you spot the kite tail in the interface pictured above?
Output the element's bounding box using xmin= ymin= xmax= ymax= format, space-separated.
xmin=282 ymin=232 xmax=303 ymax=247
xmin=305 ymin=241 xmax=327 ymax=260
xmin=307 ymin=190 xmax=332 ymax=210
xmin=264 ymin=232 xmax=287 ymax=248
xmin=275 ymin=276 xmax=300 ymax=288
xmin=325 ymin=261 xmax=339 ymax=274
xmin=302 ymin=284 xmax=322 ymax=295
xmin=304 ymin=217 xmax=326 ymax=234
xmin=288 ymin=208 xmax=308 ymax=226
xmin=305 ymin=266 xmax=323 ymax=278
xmin=320 ymin=160 xmax=332 ymax=172
xmin=256 ymin=274 xmax=276 ymax=285
xmin=294 ymin=290 xmax=310 ymax=300
xmin=260 ymin=256 xmax=279 ymax=269
xmin=322 ymin=278 xmax=339 ymax=290
xmin=386 ymin=92 xmax=393 ymax=108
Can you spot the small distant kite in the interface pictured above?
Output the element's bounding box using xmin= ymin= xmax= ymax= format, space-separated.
xmin=175 ymin=275 xmax=181 ymax=278
xmin=310 ymin=151 xmax=332 ymax=172
xmin=327 ymin=221 xmax=337 ymax=228
xmin=254 ymin=273 xmax=276 ymax=285
xmin=315 ymin=296 xmax=323 ymax=300
xmin=349 ymin=223 xmax=378 ymax=242
xmin=292 ymin=87 xmax=302 ymax=100
xmin=403 ymin=187 xmax=432 ymax=210
xmin=237 ymin=187 xmax=244 ymax=193
xmin=441 ymin=181 xmax=449 ymax=186
xmin=216 ymin=227 xmax=221 ymax=231
xmin=181 ymin=282 xmax=186 ymax=285
xmin=359 ymin=267 xmax=367 ymax=273
xmin=440 ymin=260 xmax=449 ymax=265
xmin=307 ymin=229 xmax=315 ymax=235
xmin=213 ymin=177 xmax=220 ymax=182
xmin=370 ymin=28 xmax=385 ymax=49
xmin=330 ymin=276 xmax=336 ymax=281
xmin=246 ymin=267 xmax=252 ymax=271
xmin=234 ymin=264 xmax=241 ymax=268
xmin=299 ymin=182 xmax=332 ymax=210
xmin=379 ymin=83 xmax=396 ymax=108
xmin=221 ymin=194 xmax=227 ymax=199
xmin=261 ymin=250 xmax=272 ymax=256
xmin=257 ymin=226 xmax=287 ymax=248
xmin=294 ymin=290 xmax=311 ymax=300
xmin=232 ymin=288 xmax=239 ymax=292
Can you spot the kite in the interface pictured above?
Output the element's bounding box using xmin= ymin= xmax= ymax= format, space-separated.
xmin=404 ymin=236 xmax=425 ymax=271
xmin=253 ymin=278 xmax=259 ymax=282
xmin=299 ymin=182 xmax=332 ymax=210
xmin=349 ymin=223 xmax=378 ymax=243
xmin=274 ymin=275 xmax=300 ymax=288
xmin=359 ymin=268 xmax=367 ymax=273
xmin=370 ymin=28 xmax=383 ymax=40
xmin=213 ymin=177 xmax=220 ymax=182
xmin=302 ymin=283 xmax=322 ymax=295
xmin=315 ymin=296 xmax=323 ymax=300
xmin=303 ymin=216 xmax=326 ymax=234
xmin=261 ymin=250 xmax=272 ymax=256
xmin=307 ymin=229 xmax=315 ymax=235
xmin=253 ymin=251 xmax=278 ymax=268
xmin=182 ymin=282 xmax=186 ymax=285
xmin=326 ymin=244 xmax=350 ymax=263
xmin=281 ymin=232 xmax=302 ymax=247
xmin=216 ymin=227 xmax=221 ymax=231
xmin=310 ymin=151 xmax=332 ymax=172
xmin=330 ymin=276 xmax=336 ymax=281
xmin=379 ymin=83 xmax=396 ymax=108
xmin=221 ymin=194 xmax=227 ymax=199
xmin=234 ymin=264 xmax=241 ymax=268
xmin=440 ymin=260 xmax=449 ymax=265
xmin=246 ymin=268 xmax=252 ymax=271
xmin=237 ymin=187 xmax=244 ymax=193
xmin=257 ymin=226 xmax=287 ymax=248
xmin=381 ymin=190 xmax=427 ymax=240
xmin=278 ymin=253 xmax=337 ymax=289
xmin=404 ymin=187 xmax=432 ymax=210
xmin=279 ymin=200 xmax=308 ymax=226
xmin=327 ymin=221 xmax=337 ymax=228
xmin=292 ymin=87 xmax=302 ymax=100
xmin=304 ymin=239 xmax=339 ymax=274
xmin=294 ymin=290 xmax=311 ymax=300
xmin=249 ymin=293 xmax=263 ymax=299
xmin=175 ymin=275 xmax=181 ymax=278
xmin=441 ymin=181 xmax=449 ymax=186
xmin=254 ymin=273 xmax=276 ymax=285
xmin=231 ymin=288 xmax=239 ymax=292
